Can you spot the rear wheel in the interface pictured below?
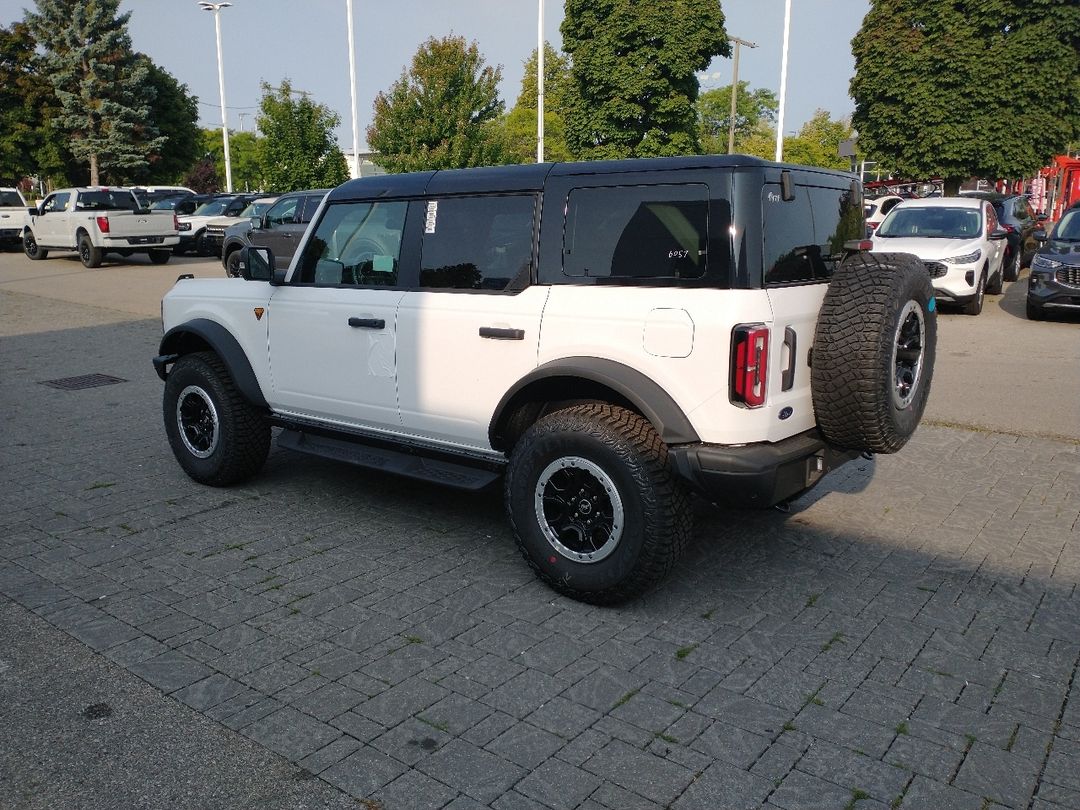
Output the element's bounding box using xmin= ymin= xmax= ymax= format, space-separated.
xmin=1003 ymin=247 xmax=1021 ymax=282
xmin=812 ymin=252 xmax=937 ymax=455
xmin=505 ymin=404 xmax=690 ymax=604
xmin=23 ymin=231 xmax=47 ymax=260
xmin=149 ymin=249 xmax=171 ymax=265
xmin=78 ymin=234 xmax=102 ymax=268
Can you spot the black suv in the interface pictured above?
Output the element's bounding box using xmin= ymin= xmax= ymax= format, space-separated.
xmin=221 ymin=189 xmax=328 ymax=275
xmin=962 ymin=192 xmax=1041 ymax=281
xmin=1028 ymin=207 xmax=1080 ymax=320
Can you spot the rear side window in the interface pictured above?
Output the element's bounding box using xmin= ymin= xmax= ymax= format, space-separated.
xmin=763 ymin=184 xmax=862 ymax=284
xmin=563 ymin=184 xmax=708 ymax=279
xmin=296 ymin=200 xmax=407 ymax=286
xmin=299 ymin=194 xmax=325 ymax=223
xmin=419 ymin=195 xmax=535 ymax=291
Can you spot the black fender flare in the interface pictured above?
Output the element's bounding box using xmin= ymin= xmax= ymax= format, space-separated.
xmin=154 ymin=318 xmax=268 ymax=409
xmin=489 ymin=357 xmax=700 ymax=450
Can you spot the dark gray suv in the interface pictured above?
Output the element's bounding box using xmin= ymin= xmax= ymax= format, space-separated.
xmin=221 ymin=189 xmax=328 ymax=275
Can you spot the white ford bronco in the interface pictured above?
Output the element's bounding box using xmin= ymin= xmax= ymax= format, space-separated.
xmin=23 ymin=186 xmax=179 ymax=267
xmin=154 ymin=156 xmax=936 ymax=603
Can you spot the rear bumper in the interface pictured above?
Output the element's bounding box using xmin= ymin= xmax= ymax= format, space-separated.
xmin=103 ymin=235 xmax=179 ymax=248
xmin=670 ymin=430 xmax=861 ymax=508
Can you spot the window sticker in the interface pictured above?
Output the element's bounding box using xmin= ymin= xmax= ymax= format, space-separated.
xmin=425 ymin=200 xmax=438 ymax=234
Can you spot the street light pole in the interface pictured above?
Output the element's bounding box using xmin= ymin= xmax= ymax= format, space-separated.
xmin=537 ymin=0 xmax=545 ymax=163
xmin=199 ymin=2 xmax=233 ymax=192
xmin=346 ymin=0 xmax=360 ymax=178
xmin=775 ymin=0 xmax=792 ymax=162
xmin=727 ymin=37 xmax=757 ymax=155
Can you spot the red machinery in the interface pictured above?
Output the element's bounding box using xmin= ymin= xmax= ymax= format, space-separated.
xmin=1034 ymin=155 xmax=1080 ymax=220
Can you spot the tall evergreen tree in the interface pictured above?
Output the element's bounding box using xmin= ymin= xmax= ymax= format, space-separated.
xmin=367 ymin=35 xmax=505 ymax=174
xmin=136 ymin=57 xmax=201 ymax=185
xmin=561 ymin=0 xmax=728 ymax=159
xmin=851 ymin=0 xmax=1080 ymax=195
xmin=25 ymin=0 xmax=164 ymax=185
xmin=257 ymin=80 xmax=349 ymax=192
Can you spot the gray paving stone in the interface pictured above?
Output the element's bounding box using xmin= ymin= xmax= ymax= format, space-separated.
xmin=242 ymin=705 xmax=341 ymax=761
xmin=885 ymin=732 xmax=962 ymax=781
xmin=694 ymin=686 xmax=792 ymax=737
xmin=416 ymin=739 xmax=525 ymax=805
xmin=563 ymin=665 xmax=646 ymax=713
xmin=690 ymin=720 xmax=770 ymax=769
xmin=373 ymin=768 xmax=459 ymax=810
xmin=769 ymin=769 xmax=859 ymax=810
xmin=485 ymin=721 xmax=564 ymax=769
xmin=482 ymin=669 xmax=566 ymax=719
xmin=952 ymin=741 xmax=1039 ymax=807
xmin=127 ymin=650 xmax=214 ymax=693
xmin=672 ymin=760 xmax=774 ymax=810
xmin=897 ymin=775 xmax=985 ymax=809
xmin=298 ymin=735 xmax=362 ymax=775
xmin=322 ymin=744 xmax=408 ymax=799
xmin=515 ymin=755 xmax=602 ymax=809
xmin=355 ymin=675 xmax=449 ymax=727
xmin=371 ymin=717 xmax=452 ymax=766
xmin=172 ymin=673 xmax=248 ymax=712
xmin=794 ymin=703 xmax=898 ymax=758
xmin=798 ymin=739 xmax=910 ymax=803
xmin=582 ymin=739 xmax=694 ymax=806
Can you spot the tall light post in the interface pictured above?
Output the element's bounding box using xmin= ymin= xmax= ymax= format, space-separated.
xmin=199 ymin=2 xmax=233 ymax=192
xmin=774 ymin=0 xmax=792 ymax=162
xmin=537 ymin=0 xmax=545 ymax=163
xmin=346 ymin=0 xmax=360 ymax=178
xmin=727 ymin=36 xmax=757 ymax=155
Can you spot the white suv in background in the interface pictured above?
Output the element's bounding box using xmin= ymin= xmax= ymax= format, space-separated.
xmin=153 ymin=156 xmax=936 ymax=603
xmin=870 ymin=196 xmax=1008 ymax=315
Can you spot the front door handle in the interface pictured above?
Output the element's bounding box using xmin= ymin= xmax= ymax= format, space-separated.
xmin=348 ymin=317 xmax=385 ymax=329
xmin=479 ymin=327 xmax=525 ymax=340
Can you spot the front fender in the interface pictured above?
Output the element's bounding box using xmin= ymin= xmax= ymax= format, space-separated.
xmin=155 ymin=318 xmax=268 ymax=409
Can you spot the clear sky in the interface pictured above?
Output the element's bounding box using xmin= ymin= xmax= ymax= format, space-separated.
xmin=1 ymin=0 xmax=871 ymax=153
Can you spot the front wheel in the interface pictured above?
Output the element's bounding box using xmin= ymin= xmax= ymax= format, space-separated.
xmin=505 ymin=404 xmax=691 ymax=605
xmin=23 ymin=231 xmax=47 ymax=260
xmin=163 ymin=352 xmax=270 ymax=486
xmin=148 ymin=249 xmax=171 ymax=265
xmin=79 ymin=234 xmax=102 ymax=268
xmin=1026 ymin=299 xmax=1044 ymax=321
xmin=963 ymin=271 xmax=985 ymax=315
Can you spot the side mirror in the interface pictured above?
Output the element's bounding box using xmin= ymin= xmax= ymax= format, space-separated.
xmin=1033 ymin=229 xmax=1048 ymax=242
xmin=1036 ymin=213 xmax=1048 ymax=223
xmin=28 ymin=206 xmax=39 ymax=217
xmin=989 ymin=228 xmax=1008 ymax=241
xmin=249 ymin=216 xmax=263 ymax=230
xmin=236 ymin=246 xmax=276 ymax=281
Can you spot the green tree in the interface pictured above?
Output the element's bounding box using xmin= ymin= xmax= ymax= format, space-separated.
xmin=503 ymin=42 xmax=573 ymax=163
xmin=782 ymin=109 xmax=855 ymax=170
xmin=136 ymin=57 xmax=201 ymax=184
xmin=851 ymin=0 xmax=1080 ymax=195
xmin=697 ymin=82 xmax=778 ymax=154
xmin=256 ymin=80 xmax=349 ymax=192
xmin=368 ymin=35 xmax=505 ymax=173
xmin=561 ymin=0 xmax=728 ymax=159
xmin=201 ymin=129 xmax=264 ymax=192
xmin=25 ymin=0 xmax=165 ymax=185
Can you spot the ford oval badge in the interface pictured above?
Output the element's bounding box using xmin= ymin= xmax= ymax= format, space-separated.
xmin=779 ymin=407 xmax=793 ymax=420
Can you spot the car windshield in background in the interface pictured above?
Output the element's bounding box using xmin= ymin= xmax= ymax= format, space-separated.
xmin=1 ymin=191 xmax=23 ymax=206
xmin=151 ymin=198 xmax=186 ymax=210
xmin=192 ymin=200 xmax=230 ymax=217
xmin=1052 ymin=211 xmax=1080 ymax=242
xmin=877 ymin=207 xmax=982 ymax=239
xmin=239 ymin=202 xmax=273 ymax=218
xmin=75 ymin=191 xmax=138 ymax=211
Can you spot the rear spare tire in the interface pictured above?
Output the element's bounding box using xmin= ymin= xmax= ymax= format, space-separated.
xmin=812 ymin=252 xmax=936 ymax=454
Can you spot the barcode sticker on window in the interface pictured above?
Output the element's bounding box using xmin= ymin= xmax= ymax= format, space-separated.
xmin=425 ymin=201 xmax=438 ymax=234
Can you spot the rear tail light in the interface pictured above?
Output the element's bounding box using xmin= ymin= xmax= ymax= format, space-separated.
xmin=95 ymin=216 xmax=110 ymax=233
xmin=867 ymin=221 xmax=879 ymax=230
xmin=173 ymin=214 xmax=180 ymax=231
xmin=731 ymin=325 xmax=770 ymax=408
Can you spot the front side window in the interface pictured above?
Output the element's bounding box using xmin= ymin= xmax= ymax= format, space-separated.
xmin=265 ymin=197 xmax=300 ymax=228
xmin=419 ymin=195 xmax=535 ymax=291
xmin=42 ymin=192 xmax=70 ymax=213
xmin=564 ymin=184 xmax=708 ymax=279
xmin=296 ymin=200 xmax=407 ymax=286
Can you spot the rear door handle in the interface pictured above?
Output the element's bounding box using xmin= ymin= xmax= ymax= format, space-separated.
xmin=348 ymin=317 xmax=385 ymax=329
xmin=781 ymin=326 xmax=797 ymax=391
xmin=479 ymin=327 xmax=524 ymax=340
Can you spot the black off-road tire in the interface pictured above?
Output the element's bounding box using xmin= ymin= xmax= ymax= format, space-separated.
xmin=23 ymin=231 xmax=47 ymax=260
xmin=149 ymin=249 xmax=171 ymax=265
xmin=163 ymin=351 xmax=270 ymax=486
xmin=504 ymin=404 xmax=691 ymax=605
xmin=812 ymin=252 xmax=936 ymax=455
xmin=78 ymin=233 xmax=102 ymax=268
xmin=963 ymin=271 xmax=985 ymax=315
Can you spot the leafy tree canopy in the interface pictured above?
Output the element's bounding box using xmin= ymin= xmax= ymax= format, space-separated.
xmin=504 ymin=42 xmax=573 ymax=164
xmin=851 ymin=0 xmax=1080 ymax=194
xmin=201 ymin=129 xmax=264 ymax=192
xmin=25 ymin=0 xmax=164 ymax=185
xmin=782 ymin=109 xmax=855 ymax=171
xmin=697 ymin=82 xmax=778 ymax=155
xmin=368 ymin=35 xmax=505 ymax=173
xmin=257 ymin=80 xmax=349 ymax=192
xmin=135 ymin=57 xmax=201 ymax=185
xmin=561 ymin=0 xmax=728 ymax=159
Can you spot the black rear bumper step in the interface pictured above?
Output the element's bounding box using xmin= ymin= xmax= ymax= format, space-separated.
xmin=276 ymin=429 xmax=501 ymax=491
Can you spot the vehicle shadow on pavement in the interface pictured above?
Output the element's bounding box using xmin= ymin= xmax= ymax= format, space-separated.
xmin=1 ymin=315 xmax=1078 ymax=810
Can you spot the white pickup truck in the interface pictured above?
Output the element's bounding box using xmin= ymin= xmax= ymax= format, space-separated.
xmin=23 ymin=186 xmax=179 ymax=267
xmin=0 ymin=187 xmax=28 ymax=248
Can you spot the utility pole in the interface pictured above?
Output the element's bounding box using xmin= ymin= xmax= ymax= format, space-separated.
xmin=775 ymin=0 xmax=792 ymax=162
xmin=727 ymin=37 xmax=757 ymax=155
xmin=198 ymin=2 xmax=234 ymax=192
xmin=346 ymin=0 xmax=360 ymax=178
xmin=537 ymin=0 xmax=545 ymax=163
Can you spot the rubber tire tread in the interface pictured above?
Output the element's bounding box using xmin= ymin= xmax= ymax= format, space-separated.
xmin=79 ymin=234 xmax=102 ymax=268
xmin=1003 ymin=248 xmax=1021 ymax=283
xmin=149 ymin=249 xmax=171 ymax=265
xmin=163 ymin=351 xmax=270 ymax=486
xmin=812 ymin=252 xmax=936 ymax=455
xmin=23 ymin=231 xmax=47 ymax=260
xmin=504 ymin=404 xmax=691 ymax=605
xmin=986 ymin=264 xmax=1003 ymax=296
xmin=962 ymin=271 xmax=985 ymax=315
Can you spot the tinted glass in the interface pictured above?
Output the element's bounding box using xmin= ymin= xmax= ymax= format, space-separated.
xmin=297 ymin=200 xmax=408 ymax=286
xmin=299 ymin=194 xmax=325 ymax=223
xmin=76 ymin=190 xmax=138 ymax=211
xmin=811 ymin=186 xmax=864 ymax=275
xmin=1053 ymin=210 xmax=1080 ymax=240
xmin=877 ymin=207 xmax=982 ymax=238
xmin=420 ymin=195 xmax=535 ymax=291
xmin=192 ymin=200 xmax=230 ymax=217
xmin=43 ymin=192 xmax=70 ymax=212
xmin=564 ymin=184 xmax=708 ymax=279
xmin=266 ymin=197 xmax=300 ymax=227
xmin=762 ymin=187 xmax=821 ymax=283
xmin=0 ymin=191 xmax=23 ymax=206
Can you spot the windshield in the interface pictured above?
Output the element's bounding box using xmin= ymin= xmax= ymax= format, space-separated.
xmin=151 ymin=197 xmax=186 ymax=210
xmin=1 ymin=191 xmax=25 ymax=206
xmin=1052 ymin=210 xmax=1080 ymax=242
xmin=239 ymin=201 xmax=274 ymax=218
xmin=76 ymin=190 xmax=139 ymax=211
xmin=877 ymin=207 xmax=982 ymax=239
xmin=192 ymin=200 xmax=230 ymax=217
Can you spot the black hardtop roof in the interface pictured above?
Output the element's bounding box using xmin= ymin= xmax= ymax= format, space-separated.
xmin=327 ymin=154 xmax=854 ymax=202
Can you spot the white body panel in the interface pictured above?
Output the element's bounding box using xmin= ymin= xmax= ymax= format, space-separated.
xmin=28 ymin=188 xmax=179 ymax=250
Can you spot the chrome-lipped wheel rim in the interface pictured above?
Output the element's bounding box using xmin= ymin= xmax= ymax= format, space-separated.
xmin=176 ymin=384 xmax=219 ymax=458
xmin=534 ymin=456 xmax=623 ymax=564
xmin=891 ymin=300 xmax=925 ymax=409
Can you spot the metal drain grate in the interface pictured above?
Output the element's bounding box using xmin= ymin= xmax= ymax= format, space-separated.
xmin=41 ymin=373 xmax=128 ymax=390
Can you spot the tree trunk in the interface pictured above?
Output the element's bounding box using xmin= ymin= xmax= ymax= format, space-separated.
xmin=89 ymin=152 xmax=99 ymax=186
xmin=943 ymin=177 xmax=962 ymax=197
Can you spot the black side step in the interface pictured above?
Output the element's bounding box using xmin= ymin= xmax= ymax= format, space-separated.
xmin=276 ymin=429 xmax=502 ymax=491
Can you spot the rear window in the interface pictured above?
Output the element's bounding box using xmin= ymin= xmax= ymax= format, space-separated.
xmin=563 ymin=184 xmax=709 ymax=280
xmin=0 ymin=191 xmax=23 ymax=206
xmin=76 ymin=191 xmax=138 ymax=211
